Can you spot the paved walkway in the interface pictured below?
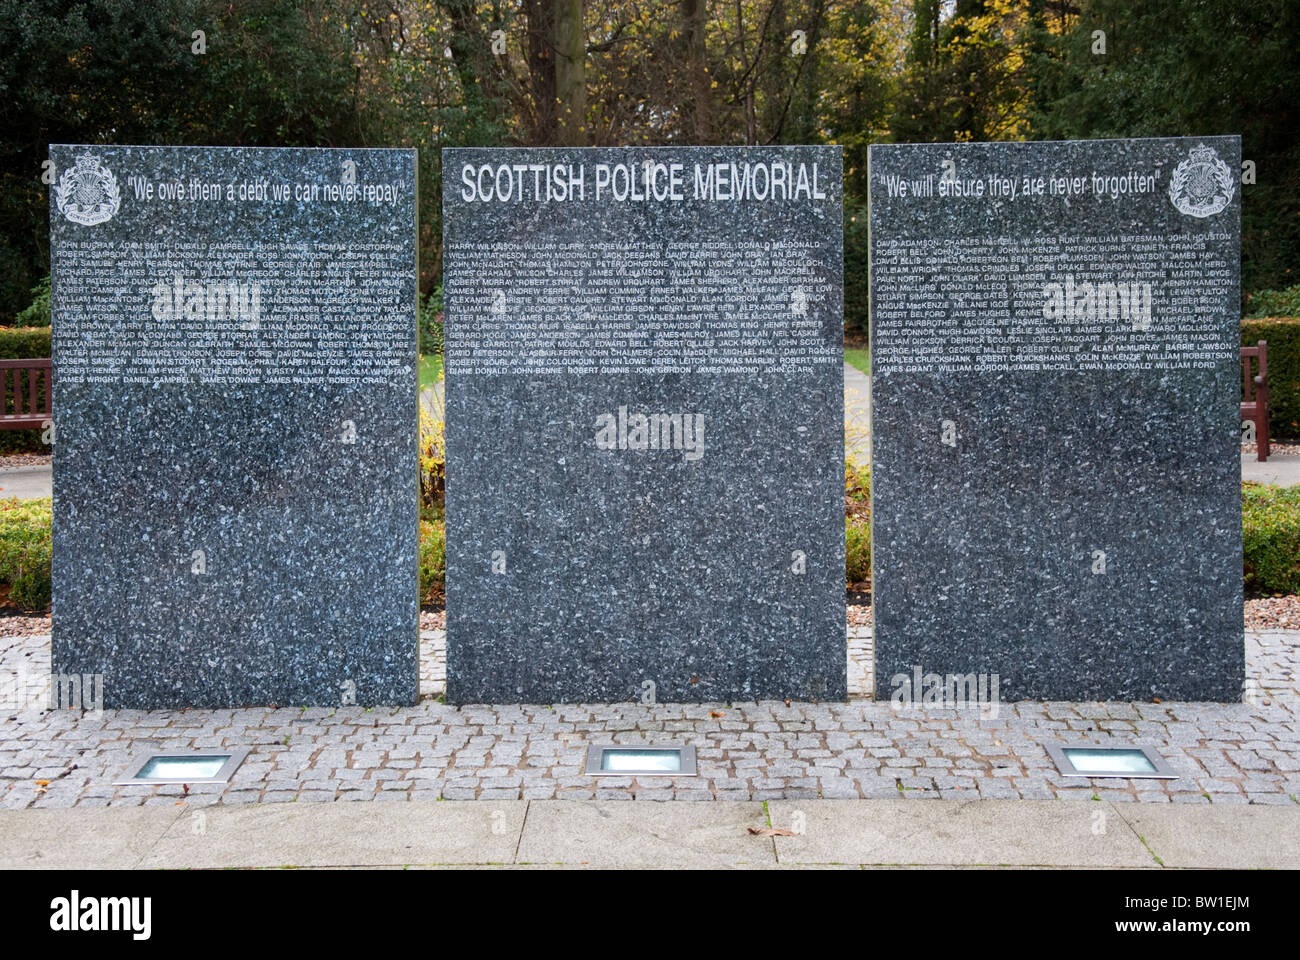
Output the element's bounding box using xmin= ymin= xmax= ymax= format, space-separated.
xmin=843 ymin=361 xmax=871 ymax=462
xmin=2 ymin=797 xmax=1296 ymax=868
xmin=1242 ymin=453 xmax=1300 ymax=486
xmin=2 ymin=629 xmax=1296 ymax=809
xmin=0 ymin=466 xmax=50 ymax=499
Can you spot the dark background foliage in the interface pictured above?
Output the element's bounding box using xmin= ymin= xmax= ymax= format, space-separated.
xmin=1 ymin=0 xmax=1295 ymax=333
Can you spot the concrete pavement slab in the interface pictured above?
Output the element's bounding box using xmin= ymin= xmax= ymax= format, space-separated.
xmin=1241 ymin=453 xmax=1300 ymax=486
xmin=516 ymin=800 xmax=774 ymax=868
xmin=4 ymin=799 xmax=1299 ymax=868
xmin=0 ymin=466 xmax=51 ymax=499
xmin=843 ymin=361 xmax=870 ymax=462
xmin=1112 ymin=803 xmax=1300 ymax=869
xmin=138 ymin=800 xmax=526 ymax=868
xmin=0 ymin=806 xmax=185 ymax=869
xmin=767 ymin=799 xmax=1158 ymax=867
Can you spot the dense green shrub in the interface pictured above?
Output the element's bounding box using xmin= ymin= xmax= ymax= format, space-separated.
xmin=0 ymin=497 xmax=51 ymax=609
xmin=419 ymin=514 xmax=446 ymax=603
xmin=0 ymin=430 xmax=46 ymax=455
xmin=846 ymin=517 xmax=871 ymax=584
xmin=419 ymin=287 xmax=444 ymax=356
xmin=0 ymin=326 xmax=50 ymax=360
xmin=1245 ymin=286 xmax=1300 ymax=319
xmin=1242 ymin=483 xmax=1300 ymax=596
xmin=845 ymin=457 xmax=871 ymax=584
xmin=14 ymin=276 xmax=50 ymax=327
xmin=1241 ymin=316 xmax=1300 ymax=441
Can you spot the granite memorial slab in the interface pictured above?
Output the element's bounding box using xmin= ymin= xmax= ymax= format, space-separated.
xmin=869 ymin=136 xmax=1243 ymax=702
xmin=49 ymin=145 xmax=418 ymax=708
xmin=443 ymin=147 xmax=844 ymax=703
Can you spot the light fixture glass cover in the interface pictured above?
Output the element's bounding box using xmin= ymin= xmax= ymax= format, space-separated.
xmin=115 ymin=747 xmax=251 ymax=785
xmin=1045 ymin=742 xmax=1178 ymax=779
xmin=136 ymin=756 xmax=229 ymax=780
xmin=601 ymin=749 xmax=682 ymax=773
xmin=1061 ymin=748 xmax=1157 ymax=774
xmin=584 ymin=744 xmax=698 ymax=776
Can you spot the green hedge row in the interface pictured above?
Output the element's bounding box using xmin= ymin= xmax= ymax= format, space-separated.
xmin=419 ymin=287 xmax=444 ymax=356
xmin=419 ymin=514 xmax=445 ymax=603
xmin=0 ymin=326 xmax=50 ymax=360
xmin=1245 ymin=286 xmax=1300 ymax=319
xmin=0 ymin=499 xmax=51 ymax=608
xmin=1242 ymin=316 xmax=1300 ymax=442
xmin=846 ymin=457 xmax=871 ymax=582
xmin=1243 ymin=483 xmax=1300 ymax=596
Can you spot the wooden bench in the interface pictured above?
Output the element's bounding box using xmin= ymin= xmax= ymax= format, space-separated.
xmin=0 ymin=358 xmax=51 ymax=430
xmin=1241 ymin=341 xmax=1270 ymax=462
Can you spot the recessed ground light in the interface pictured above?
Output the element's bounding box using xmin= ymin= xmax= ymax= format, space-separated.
xmin=584 ymin=745 xmax=697 ymax=777
xmin=115 ymin=748 xmax=250 ymax=786
xmin=1046 ymin=743 xmax=1178 ymax=780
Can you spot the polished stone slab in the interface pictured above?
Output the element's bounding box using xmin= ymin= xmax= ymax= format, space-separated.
xmin=869 ymin=137 xmax=1243 ymax=701
xmin=49 ymin=145 xmax=418 ymax=708
xmin=443 ymin=146 xmax=844 ymax=703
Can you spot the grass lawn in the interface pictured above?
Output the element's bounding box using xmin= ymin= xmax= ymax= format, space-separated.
xmin=844 ymin=346 xmax=871 ymax=376
xmin=418 ymin=353 xmax=443 ymax=390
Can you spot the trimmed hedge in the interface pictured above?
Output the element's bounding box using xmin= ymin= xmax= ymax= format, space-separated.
xmin=1243 ymin=483 xmax=1300 ymax=596
xmin=0 ymin=497 xmax=445 ymax=612
xmin=0 ymin=498 xmax=51 ymax=609
xmin=1242 ymin=316 xmax=1300 ymax=442
xmin=419 ymin=515 xmax=445 ymax=603
xmin=844 ymin=202 xmax=869 ymax=339
xmin=0 ymin=326 xmax=50 ymax=360
xmin=1245 ymin=286 xmax=1300 ymax=318
xmin=845 ymin=456 xmax=871 ymax=584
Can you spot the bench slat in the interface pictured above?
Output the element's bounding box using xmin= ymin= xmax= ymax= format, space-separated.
xmin=0 ymin=358 xmax=51 ymax=430
xmin=1241 ymin=341 xmax=1269 ymax=462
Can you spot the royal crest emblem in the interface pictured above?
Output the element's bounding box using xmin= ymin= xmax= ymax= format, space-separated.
xmin=54 ymin=152 xmax=121 ymax=226
xmin=1168 ymin=143 xmax=1234 ymax=218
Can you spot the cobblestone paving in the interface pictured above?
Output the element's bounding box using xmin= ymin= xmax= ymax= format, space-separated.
xmin=1 ymin=629 xmax=1296 ymax=808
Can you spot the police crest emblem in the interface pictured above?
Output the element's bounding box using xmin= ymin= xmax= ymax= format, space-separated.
xmin=1167 ymin=143 xmax=1234 ymax=218
xmin=54 ymin=152 xmax=121 ymax=226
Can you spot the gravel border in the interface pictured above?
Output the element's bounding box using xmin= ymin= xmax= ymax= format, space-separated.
xmin=1243 ymin=441 xmax=1300 ymax=457
xmin=0 ymin=454 xmax=51 ymax=469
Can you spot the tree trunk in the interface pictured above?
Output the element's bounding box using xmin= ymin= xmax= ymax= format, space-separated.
xmin=682 ymin=0 xmax=713 ymax=142
xmin=522 ymin=0 xmax=557 ymax=143
xmin=553 ymin=0 xmax=587 ymax=145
